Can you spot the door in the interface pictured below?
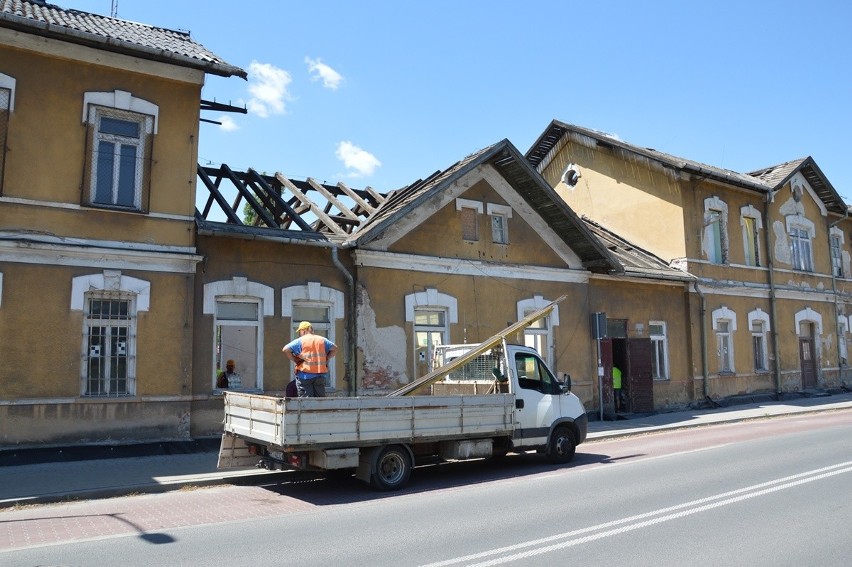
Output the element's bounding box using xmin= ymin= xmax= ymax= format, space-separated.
xmin=511 ymin=349 xmax=562 ymax=447
xmin=626 ymin=338 xmax=654 ymax=413
xmin=799 ymin=337 xmax=817 ymax=389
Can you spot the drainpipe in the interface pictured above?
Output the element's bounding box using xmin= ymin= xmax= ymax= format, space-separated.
xmin=331 ymin=247 xmax=357 ymax=396
xmin=763 ymin=191 xmax=782 ymax=395
xmin=693 ymin=281 xmax=709 ymax=400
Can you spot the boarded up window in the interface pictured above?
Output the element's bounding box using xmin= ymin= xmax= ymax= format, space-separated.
xmin=461 ymin=207 xmax=478 ymax=241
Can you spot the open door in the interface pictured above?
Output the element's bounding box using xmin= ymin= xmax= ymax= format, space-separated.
xmin=626 ymin=338 xmax=654 ymax=413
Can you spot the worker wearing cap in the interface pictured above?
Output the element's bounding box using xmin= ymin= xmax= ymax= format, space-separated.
xmin=282 ymin=321 xmax=337 ymax=397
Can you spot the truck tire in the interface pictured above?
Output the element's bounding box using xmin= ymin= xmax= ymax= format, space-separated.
xmin=371 ymin=445 xmax=412 ymax=491
xmin=547 ymin=426 xmax=576 ymax=464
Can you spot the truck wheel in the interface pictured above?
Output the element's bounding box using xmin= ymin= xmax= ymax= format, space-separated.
xmin=371 ymin=445 xmax=412 ymax=491
xmin=547 ymin=426 xmax=576 ymax=464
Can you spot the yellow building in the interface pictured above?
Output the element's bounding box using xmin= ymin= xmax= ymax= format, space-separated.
xmin=0 ymin=1 xmax=244 ymax=447
xmin=528 ymin=120 xmax=851 ymax=403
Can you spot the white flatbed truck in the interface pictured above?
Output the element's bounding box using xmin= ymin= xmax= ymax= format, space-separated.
xmin=217 ymin=297 xmax=588 ymax=490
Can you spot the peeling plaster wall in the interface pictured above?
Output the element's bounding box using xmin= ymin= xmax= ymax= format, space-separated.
xmin=773 ymin=221 xmax=791 ymax=265
xmin=357 ymin=289 xmax=409 ymax=391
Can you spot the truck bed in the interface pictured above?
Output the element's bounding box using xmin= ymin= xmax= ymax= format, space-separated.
xmin=222 ymin=391 xmax=515 ymax=450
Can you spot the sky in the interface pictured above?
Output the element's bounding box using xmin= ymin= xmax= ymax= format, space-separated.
xmin=68 ymin=0 xmax=852 ymax=204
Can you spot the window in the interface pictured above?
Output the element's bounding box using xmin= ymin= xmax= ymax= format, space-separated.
xmin=739 ymin=206 xmax=762 ymax=267
xmin=487 ymin=203 xmax=512 ymax=244
xmin=786 ymin=217 xmax=815 ymax=272
xmin=514 ymin=351 xmax=561 ymax=395
xmin=83 ymin=294 xmax=136 ymax=396
xmin=607 ymin=318 xmax=628 ymax=339
xmin=649 ymin=321 xmax=668 ymax=379
xmin=72 ymin=271 xmax=148 ymax=397
xmin=456 ymin=198 xmax=483 ymax=242
xmin=82 ymin=91 xmax=158 ymax=212
xmin=460 ymin=207 xmax=478 ymax=241
xmin=716 ymin=320 xmax=734 ymax=373
xmin=215 ymin=300 xmax=260 ymax=390
xmin=831 ymin=233 xmax=844 ymax=278
xmin=517 ymin=296 xmax=559 ymax=367
xmin=704 ymin=197 xmax=728 ymax=264
xmin=838 ymin=316 xmax=848 ymax=366
xmin=712 ymin=306 xmax=737 ymax=374
xmin=0 ymin=73 xmax=12 ymax=191
xmin=415 ymin=309 xmax=447 ymax=365
xmin=751 ymin=320 xmax=767 ymax=371
xmin=290 ymin=302 xmax=335 ymax=385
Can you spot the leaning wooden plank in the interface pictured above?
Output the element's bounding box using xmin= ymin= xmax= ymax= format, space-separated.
xmin=307 ymin=178 xmax=360 ymax=221
xmin=337 ymin=181 xmax=376 ymax=214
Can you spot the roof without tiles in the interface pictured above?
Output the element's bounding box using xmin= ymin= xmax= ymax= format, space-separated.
xmin=0 ymin=0 xmax=246 ymax=78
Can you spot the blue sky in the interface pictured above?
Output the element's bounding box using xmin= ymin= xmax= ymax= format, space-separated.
xmin=71 ymin=0 xmax=851 ymax=202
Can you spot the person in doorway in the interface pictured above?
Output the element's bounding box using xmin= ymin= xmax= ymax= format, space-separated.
xmin=612 ymin=366 xmax=623 ymax=412
xmin=282 ymin=321 xmax=337 ymax=397
xmin=217 ymin=359 xmax=242 ymax=389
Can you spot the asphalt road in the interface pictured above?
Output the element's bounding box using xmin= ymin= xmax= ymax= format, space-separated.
xmin=3 ymin=411 xmax=851 ymax=566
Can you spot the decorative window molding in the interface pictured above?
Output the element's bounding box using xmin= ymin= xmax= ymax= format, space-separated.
xmin=454 ymin=198 xmax=483 ymax=214
xmin=82 ymin=90 xmax=159 ymax=133
xmin=487 ymin=203 xmax=512 ymax=244
xmin=838 ymin=315 xmax=848 ymax=365
xmin=740 ymin=205 xmax=763 ymax=267
xmin=747 ymin=308 xmax=771 ymax=331
xmin=281 ymin=281 xmax=344 ymax=320
xmin=830 ymin=226 xmax=844 ymax=278
xmin=561 ymin=162 xmax=582 ymax=187
xmin=204 ymin=277 xmax=274 ymax=316
xmin=711 ymin=306 xmax=737 ymax=331
xmin=786 ymin=215 xmax=815 ymax=272
xmin=71 ymin=270 xmax=150 ymax=312
xmin=0 ymin=73 xmax=16 ymax=112
xmin=405 ymin=288 xmax=458 ymax=323
xmin=794 ymin=308 xmax=822 ymax=335
xmin=649 ymin=321 xmax=669 ymax=379
xmin=749 ymin=309 xmax=770 ymax=372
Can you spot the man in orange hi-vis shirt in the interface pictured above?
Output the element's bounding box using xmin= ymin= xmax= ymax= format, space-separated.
xmin=282 ymin=321 xmax=338 ymax=397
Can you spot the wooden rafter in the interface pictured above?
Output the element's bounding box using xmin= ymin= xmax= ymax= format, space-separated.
xmin=275 ymin=173 xmax=348 ymax=237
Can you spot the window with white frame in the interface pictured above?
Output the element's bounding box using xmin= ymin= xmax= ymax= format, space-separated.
xmin=751 ymin=320 xmax=768 ymax=371
xmin=712 ymin=306 xmax=737 ymax=374
xmin=704 ymin=197 xmax=728 ymax=264
xmin=456 ymin=198 xmax=482 ymax=242
xmin=214 ymin=299 xmax=261 ymax=390
xmin=517 ymin=296 xmax=559 ymax=367
xmin=787 ymin=217 xmax=815 ymax=272
xmin=83 ymin=292 xmax=137 ymax=397
xmin=830 ymin=232 xmax=844 ymax=278
xmin=838 ymin=316 xmax=848 ymax=366
xmin=72 ymin=271 xmax=148 ymax=397
xmin=740 ymin=206 xmax=762 ymax=267
xmin=487 ymin=203 xmax=512 ymax=245
xmin=290 ymin=301 xmax=335 ymax=384
xmin=83 ymin=91 xmax=158 ymax=212
xmin=649 ymin=321 xmax=668 ymax=379
xmin=0 ymin=73 xmax=13 ymax=191
xmin=406 ymin=289 xmax=457 ymax=378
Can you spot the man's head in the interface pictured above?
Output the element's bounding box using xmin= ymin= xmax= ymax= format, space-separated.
xmin=297 ymin=321 xmax=312 ymax=335
xmin=226 ymin=359 xmax=235 ymax=371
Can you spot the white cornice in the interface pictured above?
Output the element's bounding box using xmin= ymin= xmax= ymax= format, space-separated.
xmin=693 ymin=282 xmax=836 ymax=303
xmin=0 ymin=196 xmax=195 ymax=222
xmin=353 ymin=249 xmax=590 ymax=284
xmin=0 ymin=238 xmax=202 ymax=273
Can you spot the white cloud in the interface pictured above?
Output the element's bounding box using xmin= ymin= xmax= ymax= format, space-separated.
xmin=305 ymin=57 xmax=344 ymax=90
xmin=218 ymin=115 xmax=239 ymax=132
xmin=335 ymin=141 xmax=381 ymax=177
xmin=246 ymin=60 xmax=292 ymax=117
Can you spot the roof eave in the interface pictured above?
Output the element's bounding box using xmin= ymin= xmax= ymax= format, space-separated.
xmin=0 ymin=12 xmax=247 ymax=79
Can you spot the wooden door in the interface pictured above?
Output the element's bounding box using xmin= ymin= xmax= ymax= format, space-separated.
xmin=626 ymin=338 xmax=654 ymax=413
xmin=799 ymin=337 xmax=817 ymax=389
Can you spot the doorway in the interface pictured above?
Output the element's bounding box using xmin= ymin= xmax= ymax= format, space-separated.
xmin=799 ymin=322 xmax=817 ymax=389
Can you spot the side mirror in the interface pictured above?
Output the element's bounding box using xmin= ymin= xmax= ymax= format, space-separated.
xmin=561 ymin=373 xmax=572 ymax=393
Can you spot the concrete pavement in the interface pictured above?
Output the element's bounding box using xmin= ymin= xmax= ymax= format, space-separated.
xmin=2 ymin=391 xmax=850 ymax=508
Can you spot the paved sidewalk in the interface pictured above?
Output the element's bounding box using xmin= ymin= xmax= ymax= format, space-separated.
xmin=2 ymin=391 xmax=850 ymax=509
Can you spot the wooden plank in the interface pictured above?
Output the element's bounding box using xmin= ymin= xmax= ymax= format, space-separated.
xmin=307 ymin=178 xmax=360 ymax=221
xmin=276 ymin=173 xmax=348 ymax=237
xmin=337 ymin=181 xmax=376 ymax=214
xmin=388 ymin=295 xmax=567 ymax=397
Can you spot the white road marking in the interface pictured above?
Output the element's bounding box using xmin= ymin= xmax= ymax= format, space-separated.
xmin=422 ymin=460 xmax=852 ymax=567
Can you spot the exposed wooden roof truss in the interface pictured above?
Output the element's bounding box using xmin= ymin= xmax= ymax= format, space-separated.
xmin=196 ymin=164 xmax=388 ymax=238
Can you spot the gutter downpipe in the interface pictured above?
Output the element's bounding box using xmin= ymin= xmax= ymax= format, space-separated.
xmin=331 ymin=247 xmax=357 ymax=396
xmin=763 ymin=190 xmax=782 ymax=395
xmin=693 ymin=281 xmax=709 ymax=400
